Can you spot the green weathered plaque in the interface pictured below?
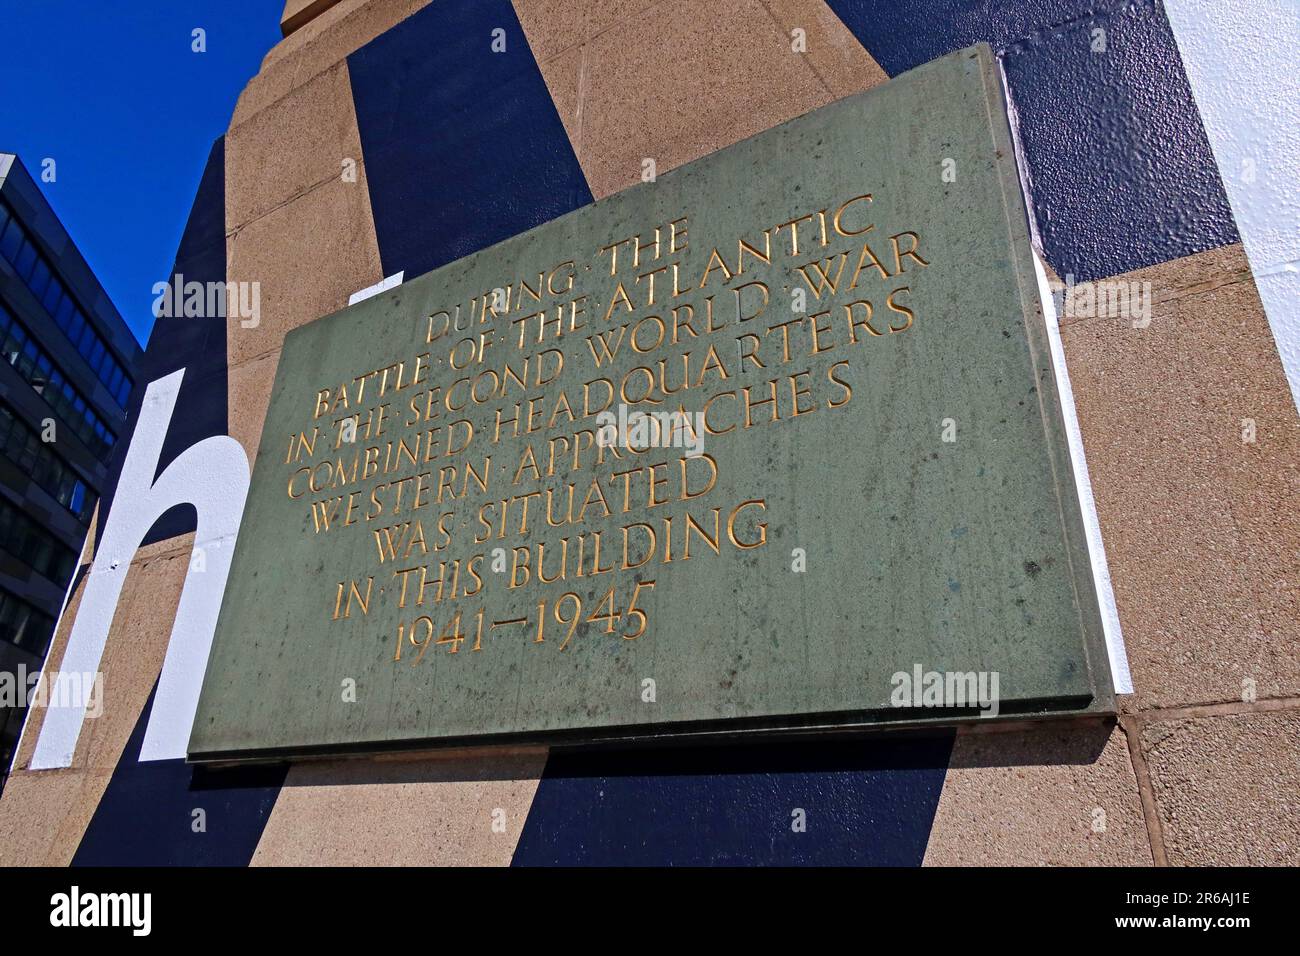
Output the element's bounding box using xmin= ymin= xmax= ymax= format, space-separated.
xmin=190 ymin=45 xmax=1112 ymax=761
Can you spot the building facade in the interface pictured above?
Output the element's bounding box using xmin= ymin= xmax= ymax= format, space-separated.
xmin=0 ymin=154 xmax=140 ymax=792
xmin=0 ymin=0 xmax=1295 ymax=865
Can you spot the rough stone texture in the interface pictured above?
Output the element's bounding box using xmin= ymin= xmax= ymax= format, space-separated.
xmin=250 ymin=748 xmax=547 ymax=865
xmin=11 ymin=536 xmax=193 ymax=775
xmin=237 ymin=0 xmax=431 ymax=124
xmin=1061 ymin=243 xmax=1300 ymax=710
xmin=282 ymin=0 xmax=347 ymax=37
xmin=1142 ymin=709 xmax=1300 ymax=865
xmin=226 ymin=61 xmax=366 ymax=230
xmin=532 ymin=43 xmax=585 ymax=167
xmin=225 ymin=173 xmax=382 ymax=367
xmin=274 ymin=0 xmax=369 ymax=64
xmin=923 ymin=720 xmax=1153 ymax=865
xmin=227 ymin=348 xmax=282 ymax=464
xmin=510 ymin=0 xmax=661 ymax=62
xmin=0 ymin=768 xmax=113 ymax=866
xmin=761 ymin=0 xmax=889 ymax=98
xmin=224 ymin=34 xmax=383 ymax=465
xmin=0 ymin=538 xmax=194 ymax=864
xmin=576 ymin=0 xmax=831 ymax=197
xmin=516 ymin=0 xmax=887 ymax=199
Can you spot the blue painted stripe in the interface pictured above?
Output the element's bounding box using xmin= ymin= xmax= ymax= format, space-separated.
xmin=70 ymin=136 xmax=287 ymax=865
xmin=513 ymin=734 xmax=955 ymax=866
xmin=826 ymin=0 xmax=1101 ymax=77
xmin=96 ymin=136 xmax=230 ymax=548
xmin=825 ymin=0 xmax=1238 ymax=281
xmin=73 ymin=684 xmax=285 ymax=866
xmin=347 ymin=0 xmax=592 ymax=282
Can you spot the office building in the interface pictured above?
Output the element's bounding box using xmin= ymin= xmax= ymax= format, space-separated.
xmin=0 ymin=153 xmax=141 ymax=789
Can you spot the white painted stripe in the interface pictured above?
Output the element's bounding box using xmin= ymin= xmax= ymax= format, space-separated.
xmin=29 ymin=370 xmax=251 ymax=768
xmin=348 ymin=270 xmax=405 ymax=305
xmin=11 ymin=546 xmax=93 ymax=767
xmin=1033 ymin=253 xmax=1134 ymax=694
xmin=1165 ymin=0 xmax=1300 ymax=411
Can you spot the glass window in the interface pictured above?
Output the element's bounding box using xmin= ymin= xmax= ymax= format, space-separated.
xmin=55 ymin=294 xmax=74 ymax=328
xmin=0 ymin=395 xmax=98 ymax=518
xmin=28 ymin=258 xmax=51 ymax=301
xmin=3 ymin=301 xmax=121 ymax=454
xmin=0 ymin=203 xmax=9 ymax=235
xmin=0 ymin=217 xmax=22 ymax=261
xmin=16 ymin=440 xmax=35 ymax=472
xmin=14 ymin=239 xmax=37 ymax=279
xmin=42 ymin=276 xmax=63 ymax=314
xmin=0 ymin=591 xmax=55 ymax=654
xmin=0 ymin=214 xmax=125 ymax=402
xmin=76 ymin=319 xmax=94 ymax=354
xmin=69 ymin=482 xmax=86 ymax=517
xmin=17 ymin=339 xmax=36 ymax=378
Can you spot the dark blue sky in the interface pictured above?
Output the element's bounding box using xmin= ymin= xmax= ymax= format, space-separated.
xmin=0 ymin=1 xmax=282 ymax=347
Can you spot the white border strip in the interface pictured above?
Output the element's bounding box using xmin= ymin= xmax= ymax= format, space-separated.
xmin=1033 ymin=254 xmax=1134 ymax=693
xmin=1165 ymin=0 xmax=1300 ymax=412
xmin=348 ymin=270 xmax=405 ymax=305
